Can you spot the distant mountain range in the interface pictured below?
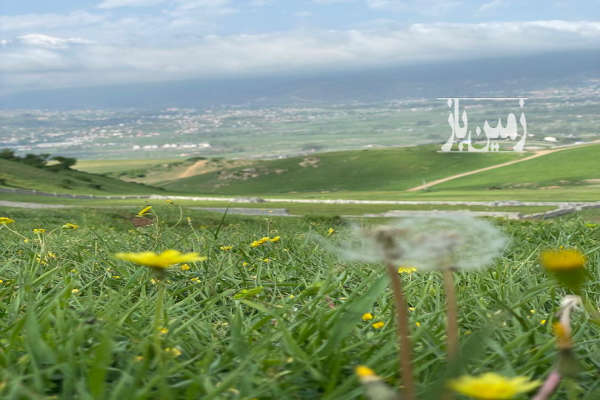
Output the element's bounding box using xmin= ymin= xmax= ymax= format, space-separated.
xmin=1 ymin=50 xmax=599 ymax=110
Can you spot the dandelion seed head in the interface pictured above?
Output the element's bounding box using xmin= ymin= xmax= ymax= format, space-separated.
xmin=330 ymin=215 xmax=507 ymax=271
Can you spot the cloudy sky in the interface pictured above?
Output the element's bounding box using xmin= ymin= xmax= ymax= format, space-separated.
xmin=1 ymin=0 xmax=599 ymax=95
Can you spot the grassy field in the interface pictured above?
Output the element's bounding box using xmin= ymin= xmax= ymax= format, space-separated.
xmin=74 ymin=159 xmax=181 ymax=174
xmin=0 ymin=159 xmax=161 ymax=195
xmin=0 ymin=205 xmax=599 ymax=399
xmin=0 ymin=192 xmax=558 ymax=216
xmin=434 ymin=144 xmax=600 ymax=191
xmin=160 ymin=145 xmax=525 ymax=194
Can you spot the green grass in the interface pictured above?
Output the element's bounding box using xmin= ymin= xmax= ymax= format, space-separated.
xmin=0 ymin=206 xmax=599 ymax=399
xmin=161 ymin=145 xmax=525 ymax=194
xmin=0 ymin=192 xmax=557 ymax=215
xmin=434 ymin=144 xmax=600 ymax=191
xmin=75 ymin=159 xmax=181 ymax=174
xmin=0 ymin=159 xmax=162 ymax=195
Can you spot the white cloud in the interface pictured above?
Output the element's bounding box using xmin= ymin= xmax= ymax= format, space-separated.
xmin=2 ymin=19 xmax=600 ymax=94
xmin=18 ymin=34 xmax=93 ymax=49
xmin=98 ymin=0 xmax=167 ymax=8
xmin=479 ymin=0 xmax=506 ymax=13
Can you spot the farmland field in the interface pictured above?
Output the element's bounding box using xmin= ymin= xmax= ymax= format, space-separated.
xmin=0 ymin=205 xmax=598 ymax=399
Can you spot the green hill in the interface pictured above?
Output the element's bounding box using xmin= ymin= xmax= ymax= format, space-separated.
xmin=0 ymin=159 xmax=161 ymax=195
xmin=161 ymin=145 xmax=525 ymax=195
xmin=434 ymin=143 xmax=600 ymax=191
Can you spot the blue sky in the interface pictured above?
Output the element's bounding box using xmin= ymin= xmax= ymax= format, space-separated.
xmin=1 ymin=0 xmax=599 ymax=94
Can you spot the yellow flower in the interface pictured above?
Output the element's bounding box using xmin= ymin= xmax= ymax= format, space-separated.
xmin=327 ymin=227 xmax=335 ymax=236
xmin=180 ymin=264 xmax=191 ymax=271
xmin=449 ymin=373 xmax=541 ymax=399
xmin=62 ymin=223 xmax=79 ymax=230
xmin=190 ymin=277 xmax=200 ymax=283
xmin=553 ymin=322 xmax=571 ymax=349
xmin=398 ymin=266 xmax=417 ymax=274
xmin=242 ymin=261 xmax=249 ymax=267
xmin=355 ymin=365 xmax=378 ymax=382
xmin=540 ymin=319 xmax=547 ymax=325
xmin=0 ymin=217 xmax=15 ymax=225
xmin=263 ymin=258 xmax=271 ymax=263
xmin=250 ymin=236 xmax=271 ymax=247
xmin=112 ymin=275 xmax=121 ymax=279
xmin=33 ymin=228 xmax=46 ymax=233
xmin=159 ymin=327 xmax=168 ymax=334
xmin=165 ymin=347 xmax=182 ymax=357
xmin=137 ymin=205 xmax=152 ymax=217
xmin=270 ymin=236 xmax=281 ymax=243
xmin=372 ymin=321 xmax=385 ymax=329
xmin=220 ymin=245 xmax=233 ymax=251
xmin=540 ymin=248 xmax=586 ymax=271
xmin=47 ymin=252 xmax=57 ymax=259
xmin=71 ymin=288 xmax=80 ymax=294
xmin=361 ymin=312 xmax=374 ymax=321
xmin=115 ymin=250 xmax=206 ymax=268
xmin=415 ymin=322 xmax=421 ymax=327
xmin=23 ymin=238 xmax=30 ymax=243
xmin=166 ymin=199 xmax=174 ymax=204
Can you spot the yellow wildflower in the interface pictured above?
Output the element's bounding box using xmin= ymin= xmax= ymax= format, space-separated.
xmin=372 ymin=321 xmax=385 ymax=329
xmin=33 ymin=228 xmax=46 ymax=233
xmin=263 ymin=258 xmax=271 ymax=263
xmin=415 ymin=322 xmax=421 ymax=327
xmin=0 ymin=279 xmax=4 ymax=284
xmin=62 ymin=223 xmax=79 ymax=230
xmin=165 ymin=347 xmax=182 ymax=357
xmin=361 ymin=312 xmax=374 ymax=321
xmin=553 ymin=322 xmax=571 ymax=349
xmin=112 ymin=275 xmax=121 ymax=279
xmin=270 ymin=236 xmax=281 ymax=243
xmin=23 ymin=238 xmax=30 ymax=243
xmin=540 ymin=248 xmax=585 ymax=271
xmin=540 ymin=319 xmax=547 ymax=325
xmin=398 ymin=266 xmax=417 ymax=274
xmin=0 ymin=217 xmax=15 ymax=225
xmin=71 ymin=288 xmax=79 ymax=294
xmin=150 ymin=278 xmax=158 ymax=285
xmin=242 ymin=261 xmax=249 ymax=267
xmin=47 ymin=252 xmax=57 ymax=259
xmin=327 ymin=227 xmax=335 ymax=236
xmin=159 ymin=327 xmax=168 ymax=335
xmin=190 ymin=277 xmax=200 ymax=283
xmin=354 ymin=365 xmax=377 ymax=380
xmin=115 ymin=250 xmax=206 ymax=269
xmin=180 ymin=264 xmax=191 ymax=271
xmin=449 ymin=373 xmax=541 ymax=399
xmin=136 ymin=205 xmax=152 ymax=217
xmin=220 ymin=245 xmax=233 ymax=251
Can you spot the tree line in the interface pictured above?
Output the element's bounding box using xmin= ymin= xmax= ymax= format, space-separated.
xmin=0 ymin=149 xmax=77 ymax=170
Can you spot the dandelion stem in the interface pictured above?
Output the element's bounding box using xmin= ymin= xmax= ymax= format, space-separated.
xmin=532 ymin=370 xmax=561 ymax=400
xmin=386 ymin=263 xmax=416 ymax=400
xmin=442 ymin=268 xmax=459 ymax=360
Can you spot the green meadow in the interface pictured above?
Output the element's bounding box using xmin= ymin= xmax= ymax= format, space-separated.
xmin=0 ymin=205 xmax=599 ymax=399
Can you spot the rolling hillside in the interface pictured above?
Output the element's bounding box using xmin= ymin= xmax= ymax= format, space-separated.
xmin=160 ymin=145 xmax=526 ymax=195
xmin=0 ymin=159 xmax=161 ymax=195
xmin=434 ymin=143 xmax=600 ymax=191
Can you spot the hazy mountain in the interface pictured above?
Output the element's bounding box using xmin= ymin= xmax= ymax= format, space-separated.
xmin=1 ymin=50 xmax=598 ymax=110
